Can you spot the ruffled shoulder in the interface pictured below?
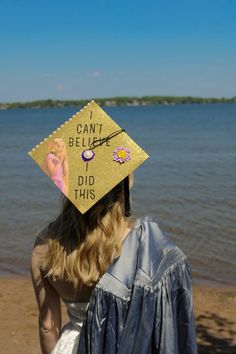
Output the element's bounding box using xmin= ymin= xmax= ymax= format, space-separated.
xmin=136 ymin=215 xmax=180 ymax=280
xmin=117 ymin=254 xmax=197 ymax=353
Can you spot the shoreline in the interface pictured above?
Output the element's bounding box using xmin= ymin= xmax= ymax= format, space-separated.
xmin=0 ymin=276 xmax=236 ymax=353
xmin=1 ymin=96 xmax=236 ymax=110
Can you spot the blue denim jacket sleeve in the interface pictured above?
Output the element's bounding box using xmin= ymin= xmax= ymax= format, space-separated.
xmin=77 ymin=218 xmax=198 ymax=354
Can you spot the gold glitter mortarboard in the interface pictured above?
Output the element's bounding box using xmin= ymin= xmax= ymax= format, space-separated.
xmin=28 ymin=100 xmax=149 ymax=214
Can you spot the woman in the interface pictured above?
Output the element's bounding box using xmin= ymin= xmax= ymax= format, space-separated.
xmin=30 ymin=100 xmax=197 ymax=353
xmin=31 ymin=174 xmax=197 ymax=354
xmin=43 ymin=138 xmax=68 ymax=196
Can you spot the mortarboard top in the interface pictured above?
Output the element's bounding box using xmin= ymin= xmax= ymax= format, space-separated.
xmin=28 ymin=100 xmax=149 ymax=214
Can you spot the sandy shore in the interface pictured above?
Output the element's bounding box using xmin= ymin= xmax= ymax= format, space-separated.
xmin=0 ymin=277 xmax=235 ymax=354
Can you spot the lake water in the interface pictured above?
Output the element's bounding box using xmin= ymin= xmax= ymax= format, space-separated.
xmin=0 ymin=103 xmax=235 ymax=286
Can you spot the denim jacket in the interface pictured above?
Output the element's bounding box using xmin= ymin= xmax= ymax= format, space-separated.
xmin=77 ymin=216 xmax=198 ymax=354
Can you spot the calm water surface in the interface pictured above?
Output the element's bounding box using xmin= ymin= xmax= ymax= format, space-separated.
xmin=0 ymin=103 xmax=235 ymax=286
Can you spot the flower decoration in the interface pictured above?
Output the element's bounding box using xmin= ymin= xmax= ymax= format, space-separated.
xmin=81 ymin=149 xmax=95 ymax=162
xmin=113 ymin=146 xmax=131 ymax=164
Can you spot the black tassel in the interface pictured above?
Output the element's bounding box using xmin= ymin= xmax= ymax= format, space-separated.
xmin=124 ymin=176 xmax=131 ymax=217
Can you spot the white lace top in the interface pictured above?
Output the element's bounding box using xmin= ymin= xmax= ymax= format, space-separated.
xmin=51 ymin=300 xmax=89 ymax=354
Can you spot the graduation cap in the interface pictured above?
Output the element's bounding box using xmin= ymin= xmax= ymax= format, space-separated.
xmin=28 ymin=100 xmax=149 ymax=214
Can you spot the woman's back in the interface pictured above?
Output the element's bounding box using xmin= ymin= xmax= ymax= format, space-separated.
xmin=32 ymin=222 xmax=133 ymax=303
xmin=32 ymin=216 xmax=197 ymax=354
xmin=31 ymin=219 xmax=135 ymax=354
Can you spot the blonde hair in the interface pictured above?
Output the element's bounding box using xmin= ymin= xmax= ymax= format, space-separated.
xmin=41 ymin=177 xmax=132 ymax=287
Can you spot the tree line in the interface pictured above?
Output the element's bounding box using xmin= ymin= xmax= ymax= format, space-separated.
xmin=0 ymin=96 xmax=235 ymax=109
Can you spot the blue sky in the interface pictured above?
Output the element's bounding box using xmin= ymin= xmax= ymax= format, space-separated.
xmin=0 ymin=0 xmax=235 ymax=102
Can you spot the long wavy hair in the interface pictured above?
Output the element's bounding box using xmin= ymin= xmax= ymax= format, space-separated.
xmin=41 ymin=175 xmax=133 ymax=287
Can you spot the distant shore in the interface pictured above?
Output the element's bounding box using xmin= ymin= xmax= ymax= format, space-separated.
xmin=0 ymin=276 xmax=235 ymax=353
xmin=1 ymin=95 xmax=236 ymax=110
